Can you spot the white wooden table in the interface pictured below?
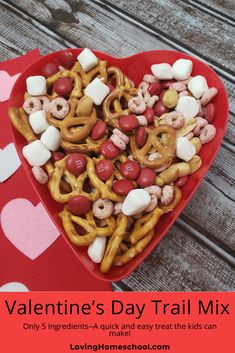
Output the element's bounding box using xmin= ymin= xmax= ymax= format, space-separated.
xmin=1 ymin=0 xmax=234 ymax=291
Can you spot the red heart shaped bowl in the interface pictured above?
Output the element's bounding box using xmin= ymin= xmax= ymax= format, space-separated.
xmin=9 ymin=49 xmax=229 ymax=282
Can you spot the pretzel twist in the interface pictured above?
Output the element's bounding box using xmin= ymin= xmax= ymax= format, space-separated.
xmin=130 ymin=125 xmax=176 ymax=169
xmin=8 ymin=107 xmax=37 ymax=143
xmin=100 ymin=214 xmax=128 ymax=273
xmin=102 ymin=86 xmax=138 ymax=128
xmin=47 ymin=97 xmax=97 ymax=143
xmin=129 ymin=207 xmax=164 ymax=244
xmin=71 ymin=60 xmax=108 ymax=87
xmin=59 ymin=208 xmax=116 ymax=246
xmin=46 ymin=70 xmax=83 ymax=99
xmin=113 ymin=229 xmax=154 ymax=266
xmin=48 ymin=156 xmax=100 ymax=203
xmin=61 ymin=135 xmax=108 ymax=153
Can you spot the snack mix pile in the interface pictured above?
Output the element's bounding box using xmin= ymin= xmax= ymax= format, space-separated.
xmin=9 ymin=48 xmax=217 ymax=273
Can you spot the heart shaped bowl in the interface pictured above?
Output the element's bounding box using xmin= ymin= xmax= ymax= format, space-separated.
xmin=9 ymin=49 xmax=228 ymax=282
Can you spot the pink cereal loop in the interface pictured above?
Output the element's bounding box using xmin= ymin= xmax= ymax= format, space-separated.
xmin=145 ymin=195 xmax=158 ymax=212
xmin=144 ymin=185 xmax=162 ymax=198
xmin=49 ymin=97 xmax=69 ymax=119
xmin=138 ymin=81 xmax=149 ymax=92
xmin=143 ymin=74 xmax=157 ymax=83
xmin=37 ymin=96 xmax=50 ymax=109
xmin=161 ymin=185 xmax=174 ymax=206
xmin=169 ymin=82 xmax=187 ymax=92
xmin=138 ymin=90 xmax=150 ymax=103
xmin=162 ymin=111 xmax=184 ymax=129
xmin=128 ymin=97 xmax=146 ymax=114
xmin=113 ymin=128 xmax=129 ymax=144
xmin=199 ymin=124 xmax=216 ymax=144
xmin=110 ymin=134 xmax=126 ymax=151
xmin=147 ymin=95 xmax=159 ymax=108
xmin=193 ymin=117 xmax=208 ymax=136
xmin=92 ymin=199 xmax=113 ymax=219
xmin=32 ymin=166 xmax=48 ymax=184
xmin=136 ymin=115 xmax=148 ymax=126
xmin=113 ymin=202 xmax=123 ymax=215
xmin=23 ymin=97 xmax=42 ymax=115
xmin=201 ymin=87 xmax=218 ymax=106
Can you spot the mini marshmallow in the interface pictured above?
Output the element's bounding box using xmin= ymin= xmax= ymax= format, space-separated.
xmin=175 ymin=96 xmax=199 ymax=119
xmin=40 ymin=126 xmax=61 ymax=151
xmin=176 ymin=137 xmax=196 ymax=162
xmin=151 ymin=63 xmax=173 ymax=80
xmin=22 ymin=140 xmax=51 ymax=167
xmin=26 ymin=76 xmax=47 ymax=96
xmin=87 ymin=237 xmax=106 ymax=264
xmin=122 ymin=189 xmax=151 ymax=216
xmin=77 ymin=48 xmax=98 ymax=72
xmin=29 ymin=110 xmax=49 ymax=134
xmin=188 ymin=75 xmax=208 ymax=99
xmin=172 ymin=59 xmax=193 ymax=80
xmin=85 ymin=78 xmax=110 ymax=105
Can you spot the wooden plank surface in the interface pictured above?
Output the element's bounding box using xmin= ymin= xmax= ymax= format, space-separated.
xmin=116 ymin=226 xmax=235 ymax=291
xmin=1 ymin=0 xmax=234 ymax=290
xmin=187 ymin=0 xmax=235 ymax=20
xmin=103 ymin=0 xmax=235 ymax=74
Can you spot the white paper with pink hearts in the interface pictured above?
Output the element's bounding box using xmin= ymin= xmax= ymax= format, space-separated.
xmin=0 ymin=70 xmax=20 ymax=102
xmin=0 ymin=198 xmax=60 ymax=260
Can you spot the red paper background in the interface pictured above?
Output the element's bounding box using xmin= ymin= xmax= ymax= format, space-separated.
xmin=0 ymin=50 xmax=111 ymax=291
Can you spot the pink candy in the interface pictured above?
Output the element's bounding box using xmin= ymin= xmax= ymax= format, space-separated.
xmin=169 ymin=82 xmax=187 ymax=92
xmin=32 ymin=166 xmax=48 ymax=184
xmin=193 ymin=117 xmax=208 ymax=136
xmin=161 ymin=185 xmax=174 ymax=205
xmin=110 ymin=129 xmax=129 ymax=151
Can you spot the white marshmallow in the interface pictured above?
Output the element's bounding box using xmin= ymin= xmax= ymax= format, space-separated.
xmin=175 ymin=96 xmax=199 ymax=120
xmin=22 ymin=140 xmax=51 ymax=167
xmin=87 ymin=237 xmax=106 ymax=264
xmin=172 ymin=59 xmax=193 ymax=80
xmin=77 ymin=48 xmax=98 ymax=72
xmin=40 ymin=126 xmax=61 ymax=151
xmin=188 ymin=75 xmax=208 ymax=99
xmin=29 ymin=110 xmax=49 ymax=134
xmin=26 ymin=76 xmax=47 ymax=96
xmin=151 ymin=63 xmax=173 ymax=80
xmin=176 ymin=137 xmax=196 ymax=162
xmin=85 ymin=78 xmax=110 ymax=105
xmin=122 ymin=189 xmax=151 ymax=216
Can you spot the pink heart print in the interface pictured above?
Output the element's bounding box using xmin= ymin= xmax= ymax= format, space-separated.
xmin=0 ymin=70 xmax=20 ymax=102
xmin=0 ymin=143 xmax=21 ymax=182
xmin=0 ymin=198 xmax=60 ymax=260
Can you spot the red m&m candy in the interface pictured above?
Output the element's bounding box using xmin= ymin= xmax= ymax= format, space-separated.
xmin=153 ymin=100 xmax=169 ymax=116
xmin=136 ymin=127 xmax=147 ymax=147
xmin=67 ymin=195 xmax=90 ymax=216
xmin=95 ymin=160 xmax=114 ymax=181
xmin=100 ymin=140 xmax=120 ymax=159
xmin=65 ymin=153 xmax=87 ymax=177
xmin=120 ymin=160 xmax=141 ymax=180
xmin=42 ymin=63 xmax=59 ymax=78
xmin=112 ymin=179 xmax=135 ymax=196
xmin=143 ymin=107 xmax=154 ymax=124
xmin=148 ymin=81 xmax=162 ymax=96
xmin=119 ymin=114 xmax=139 ymax=132
xmin=58 ymin=51 xmax=76 ymax=69
xmin=54 ymin=77 xmax=73 ymax=96
xmin=136 ymin=167 xmax=156 ymax=187
xmin=91 ymin=121 xmax=107 ymax=140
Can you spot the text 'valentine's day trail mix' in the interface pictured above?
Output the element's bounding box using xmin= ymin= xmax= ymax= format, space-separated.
xmin=9 ymin=48 xmax=217 ymax=273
